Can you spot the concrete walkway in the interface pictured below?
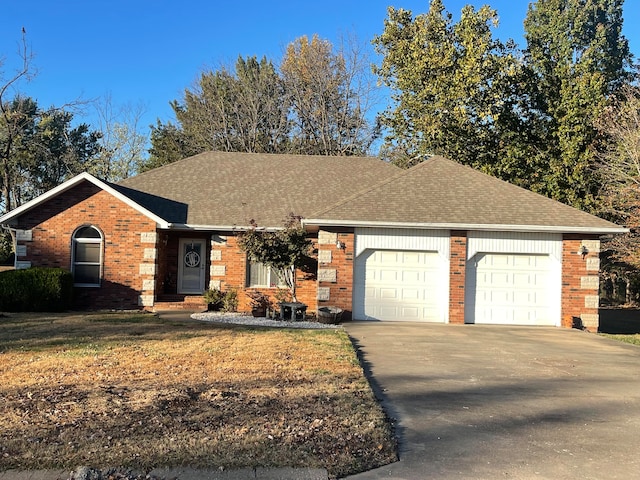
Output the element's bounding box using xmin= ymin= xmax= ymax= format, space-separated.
xmin=344 ymin=323 xmax=640 ymax=480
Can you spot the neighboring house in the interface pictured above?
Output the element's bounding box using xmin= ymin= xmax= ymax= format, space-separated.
xmin=0 ymin=152 xmax=626 ymax=331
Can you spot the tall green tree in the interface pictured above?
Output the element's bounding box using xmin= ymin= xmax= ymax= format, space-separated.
xmin=143 ymin=120 xmax=197 ymax=172
xmin=524 ymin=0 xmax=633 ymax=209
xmin=373 ymin=0 xmax=633 ymax=208
xmin=143 ymin=55 xmax=290 ymax=171
xmin=373 ymin=0 xmax=534 ymax=179
xmin=1 ymin=96 xmax=100 ymax=210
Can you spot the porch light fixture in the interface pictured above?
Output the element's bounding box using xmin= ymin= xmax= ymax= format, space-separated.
xmin=577 ymin=245 xmax=588 ymax=259
xmin=336 ymin=240 xmax=345 ymax=250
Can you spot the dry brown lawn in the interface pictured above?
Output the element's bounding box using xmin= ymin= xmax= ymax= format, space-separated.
xmin=0 ymin=312 xmax=396 ymax=478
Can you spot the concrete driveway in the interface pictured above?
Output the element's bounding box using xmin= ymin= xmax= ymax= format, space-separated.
xmin=344 ymin=323 xmax=640 ymax=480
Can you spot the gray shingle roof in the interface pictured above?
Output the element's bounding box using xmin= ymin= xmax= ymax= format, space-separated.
xmin=306 ymin=156 xmax=624 ymax=233
xmin=116 ymin=151 xmax=401 ymax=228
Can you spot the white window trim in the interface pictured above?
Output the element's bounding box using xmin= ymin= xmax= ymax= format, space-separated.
xmin=71 ymin=226 xmax=103 ymax=287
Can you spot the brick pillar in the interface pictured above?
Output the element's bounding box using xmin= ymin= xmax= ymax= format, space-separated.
xmin=562 ymin=234 xmax=601 ymax=332
xmin=317 ymin=229 xmax=354 ymax=320
xmin=449 ymin=231 xmax=467 ymax=324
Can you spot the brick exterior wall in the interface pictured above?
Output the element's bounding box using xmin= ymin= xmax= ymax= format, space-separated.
xmin=8 ymin=181 xmax=604 ymax=328
xmin=207 ymin=233 xmax=318 ymax=314
xmin=13 ymin=181 xmax=157 ymax=310
xmin=561 ymin=234 xmax=601 ymax=332
xmin=317 ymin=228 xmax=354 ymax=320
xmin=449 ymin=231 xmax=467 ymax=324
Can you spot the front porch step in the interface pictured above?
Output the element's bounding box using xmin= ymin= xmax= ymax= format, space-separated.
xmin=153 ymin=295 xmax=207 ymax=312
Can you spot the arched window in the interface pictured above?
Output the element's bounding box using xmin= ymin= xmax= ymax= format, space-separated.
xmin=72 ymin=226 xmax=103 ymax=286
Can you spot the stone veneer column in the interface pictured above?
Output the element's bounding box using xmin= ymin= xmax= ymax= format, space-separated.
xmin=138 ymin=231 xmax=158 ymax=308
xmin=317 ymin=229 xmax=354 ymax=320
xmin=449 ymin=231 xmax=467 ymax=324
xmin=209 ymin=234 xmax=227 ymax=291
xmin=562 ymin=234 xmax=601 ymax=332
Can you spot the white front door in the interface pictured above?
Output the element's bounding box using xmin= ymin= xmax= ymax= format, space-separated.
xmin=178 ymin=238 xmax=206 ymax=294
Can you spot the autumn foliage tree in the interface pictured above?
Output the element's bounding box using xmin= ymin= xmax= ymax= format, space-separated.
xmin=145 ymin=34 xmax=378 ymax=169
xmin=236 ymin=214 xmax=312 ymax=303
xmin=596 ymin=86 xmax=640 ymax=290
xmin=282 ymin=34 xmax=377 ymax=156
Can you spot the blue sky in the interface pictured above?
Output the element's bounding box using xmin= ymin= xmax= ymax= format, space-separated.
xmin=1 ymin=0 xmax=639 ymax=136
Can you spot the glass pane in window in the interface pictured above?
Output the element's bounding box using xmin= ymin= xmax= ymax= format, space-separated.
xmin=269 ymin=268 xmax=281 ymax=287
xmin=76 ymin=226 xmax=101 ymax=238
xmin=249 ymin=262 xmax=269 ymax=287
xmin=75 ymin=242 xmax=100 ymax=263
xmin=74 ymin=264 xmax=100 ymax=285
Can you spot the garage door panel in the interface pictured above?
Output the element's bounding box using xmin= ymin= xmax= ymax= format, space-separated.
xmin=380 ymin=305 xmax=400 ymax=317
xmin=401 ymin=288 xmax=421 ymax=301
xmin=467 ymin=253 xmax=555 ymax=326
xmin=379 ymin=251 xmax=399 ymax=263
xmin=402 ymin=252 xmax=421 ymax=263
xmin=379 ymin=269 xmax=400 ymax=282
xmin=401 ymin=307 xmax=420 ymax=318
xmin=364 ymin=287 xmax=377 ymax=299
xmin=354 ymin=249 xmax=444 ymax=322
xmin=402 ymin=270 xmax=421 ymax=282
xmin=380 ymin=288 xmax=398 ymax=299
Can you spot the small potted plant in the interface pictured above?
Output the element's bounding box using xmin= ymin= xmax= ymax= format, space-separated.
xmin=203 ymin=288 xmax=225 ymax=311
xmin=247 ymin=290 xmax=272 ymax=317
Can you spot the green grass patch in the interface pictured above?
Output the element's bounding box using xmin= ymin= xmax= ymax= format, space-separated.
xmin=600 ymin=333 xmax=640 ymax=346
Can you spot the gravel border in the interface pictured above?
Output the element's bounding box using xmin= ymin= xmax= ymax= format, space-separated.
xmin=191 ymin=311 xmax=343 ymax=329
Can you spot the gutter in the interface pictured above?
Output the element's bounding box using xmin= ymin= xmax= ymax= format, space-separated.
xmin=301 ymin=219 xmax=629 ymax=235
xmin=165 ymin=223 xmax=284 ymax=232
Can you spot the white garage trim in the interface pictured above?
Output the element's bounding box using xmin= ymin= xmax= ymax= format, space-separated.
xmin=355 ymin=228 xmax=450 ymax=258
xmin=353 ymin=228 xmax=450 ymax=322
xmin=467 ymin=231 xmax=562 ymax=261
xmin=465 ymin=232 xmax=562 ymax=326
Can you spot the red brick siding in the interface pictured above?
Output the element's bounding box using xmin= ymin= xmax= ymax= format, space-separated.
xmin=561 ymin=234 xmax=600 ymax=331
xmin=317 ymin=229 xmax=354 ymax=320
xmin=449 ymin=231 xmax=467 ymax=324
xmin=14 ymin=181 xmax=157 ymax=309
xmin=208 ymin=234 xmax=318 ymax=314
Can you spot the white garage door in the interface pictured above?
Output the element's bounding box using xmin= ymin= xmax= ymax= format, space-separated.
xmin=466 ymin=253 xmax=555 ymax=326
xmin=354 ymin=249 xmax=444 ymax=322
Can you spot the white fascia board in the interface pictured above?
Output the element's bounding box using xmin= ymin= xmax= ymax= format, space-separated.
xmin=167 ymin=223 xmax=284 ymax=232
xmin=301 ymin=219 xmax=629 ymax=235
xmin=0 ymin=172 xmax=171 ymax=228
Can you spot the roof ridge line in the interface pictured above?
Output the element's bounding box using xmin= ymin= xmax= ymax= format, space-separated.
xmin=309 ymin=158 xmax=428 ymax=217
